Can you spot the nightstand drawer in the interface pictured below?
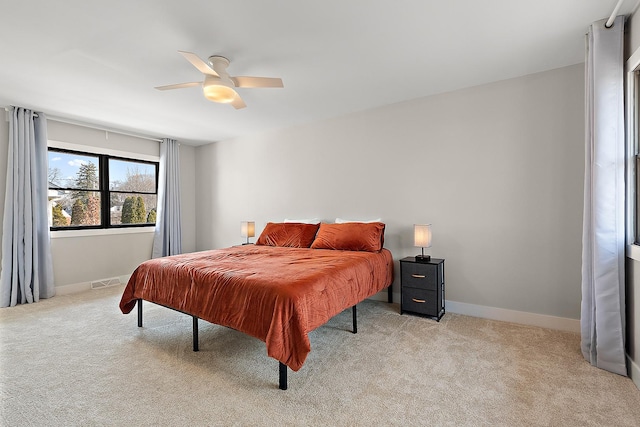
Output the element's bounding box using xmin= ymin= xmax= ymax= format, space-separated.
xmin=402 ymin=287 xmax=438 ymax=315
xmin=401 ymin=263 xmax=437 ymax=290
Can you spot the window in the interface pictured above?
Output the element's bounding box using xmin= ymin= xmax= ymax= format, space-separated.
xmin=48 ymin=148 xmax=158 ymax=230
xmin=631 ymin=67 xmax=640 ymax=246
xmin=635 ymin=70 xmax=640 ymax=245
xmin=627 ymin=49 xmax=640 ymax=255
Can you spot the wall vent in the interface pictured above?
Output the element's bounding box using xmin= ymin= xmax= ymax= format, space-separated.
xmin=91 ymin=277 xmax=122 ymax=290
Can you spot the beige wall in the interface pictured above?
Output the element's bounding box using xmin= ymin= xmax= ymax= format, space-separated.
xmin=0 ymin=118 xmax=197 ymax=290
xmin=625 ymin=12 xmax=640 ymax=387
xmin=196 ymin=64 xmax=585 ymax=321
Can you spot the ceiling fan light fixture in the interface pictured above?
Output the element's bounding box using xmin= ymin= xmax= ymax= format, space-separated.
xmin=203 ymin=82 xmax=236 ymax=103
xmin=157 ymin=51 xmax=282 ymax=109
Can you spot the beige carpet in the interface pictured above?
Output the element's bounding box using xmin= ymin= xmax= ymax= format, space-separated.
xmin=1 ymin=285 xmax=639 ymax=426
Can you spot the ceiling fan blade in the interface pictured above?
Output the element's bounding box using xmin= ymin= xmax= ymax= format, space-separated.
xmin=178 ymin=51 xmax=219 ymax=76
xmin=231 ymin=76 xmax=283 ymax=88
xmin=231 ymin=95 xmax=246 ymax=109
xmin=154 ymin=82 xmax=201 ymax=91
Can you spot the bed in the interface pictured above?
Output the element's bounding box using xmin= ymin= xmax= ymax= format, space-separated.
xmin=119 ymin=221 xmax=394 ymax=389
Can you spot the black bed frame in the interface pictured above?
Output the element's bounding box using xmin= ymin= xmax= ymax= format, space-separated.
xmin=136 ymin=299 xmax=356 ymax=390
xmin=135 ymin=286 xmax=392 ymax=390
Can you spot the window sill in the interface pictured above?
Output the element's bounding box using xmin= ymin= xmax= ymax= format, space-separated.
xmin=51 ymin=226 xmax=155 ymax=239
xmin=627 ymin=244 xmax=640 ymax=262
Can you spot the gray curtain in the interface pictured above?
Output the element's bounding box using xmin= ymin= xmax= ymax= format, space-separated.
xmin=0 ymin=107 xmax=55 ymax=307
xmin=152 ymin=138 xmax=182 ymax=258
xmin=581 ymin=16 xmax=626 ymax=376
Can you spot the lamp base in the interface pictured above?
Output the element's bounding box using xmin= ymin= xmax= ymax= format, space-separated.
xmin=415 ymin=255 xmax=431 ymax=263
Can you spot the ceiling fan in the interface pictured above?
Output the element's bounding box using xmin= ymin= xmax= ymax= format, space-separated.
xmin=155 ymin=51 xmax=284 ymax=109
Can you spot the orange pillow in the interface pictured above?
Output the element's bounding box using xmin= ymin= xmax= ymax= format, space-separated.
xmin=255 ymin=222 xmax=320 ymax=248
xmin=310 ymin=222 xmax=385 ymax=252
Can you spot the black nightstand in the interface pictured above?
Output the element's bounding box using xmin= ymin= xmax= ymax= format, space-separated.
xmin=400 ymin=257 xmax=445 ymax=321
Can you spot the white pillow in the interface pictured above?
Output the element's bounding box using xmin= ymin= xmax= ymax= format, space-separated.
xmin=335 ymin=217 xmax=382 ymax=223
xmin=284 ymin=218 xmax=321 ymax=224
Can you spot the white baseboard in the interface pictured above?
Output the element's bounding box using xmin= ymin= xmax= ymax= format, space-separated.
xmin=445 ymin=300 xmax=580 ymax=332
xmin=56 ymin=285 xmax=581 ymax=333
xmin=55 ymin=274 xmax=131 ymax=296
xmin=382 ymin=291 xmax=580 ymax=333
xmin=628 ymin=353 xmax=640 ymax=391
xmin=55 ymin=281 xmax=91 ymax=296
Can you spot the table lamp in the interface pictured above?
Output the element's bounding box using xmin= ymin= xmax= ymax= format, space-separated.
xmin=241 ymin=221 xmax=255 ymax=245
xmin=414 ymin=224 xmax=432 ymax=262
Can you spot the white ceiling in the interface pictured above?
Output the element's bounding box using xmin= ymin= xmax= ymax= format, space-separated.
xmin=0 ymin=0 xmax=636 ymax=146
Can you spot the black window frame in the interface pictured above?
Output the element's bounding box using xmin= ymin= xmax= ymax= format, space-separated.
xmin=48 ymin=147 xmax=159 ymax=231
xmin=635 ymin=70 xmax=640 ymax=245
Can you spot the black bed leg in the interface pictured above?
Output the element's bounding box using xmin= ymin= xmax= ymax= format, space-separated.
xmin=279 ymin=362 xmax=288 ymax=390
xmin=388 ymin=285 xmax=393 ymax=303
xmin=137 ymin=299 xmax=143 ymax=327
xmin=192 ymin=316 xmax=199 ymax=352
xmin=352 ymin=305 xmax=357 ymax=334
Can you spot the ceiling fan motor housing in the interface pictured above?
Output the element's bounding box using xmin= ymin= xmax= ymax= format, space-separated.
xmin=208 ymin=56 xmax=230 ymax=75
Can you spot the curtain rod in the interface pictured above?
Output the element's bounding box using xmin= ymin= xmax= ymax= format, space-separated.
xmin=4 ymin=106 xmax=163 ymax=143
xmin=606 ymin=0 xmax=625 ymax=28
xmin=46 ymin=115 xmax=163 ymax=143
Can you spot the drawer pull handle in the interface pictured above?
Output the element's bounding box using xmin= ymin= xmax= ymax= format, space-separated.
xmin=411 ymin=274 xmax=426 ymax=278
xmin=412 ymin=298 xmax=426 ymax=303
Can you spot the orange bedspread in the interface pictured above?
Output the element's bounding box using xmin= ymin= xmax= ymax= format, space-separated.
xmin=119 ymin=245 xmax=394 ymax=371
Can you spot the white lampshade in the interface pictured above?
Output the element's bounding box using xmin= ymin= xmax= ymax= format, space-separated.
xmin=414 ymin=224 xmax=432 ymax=248
xmin=241 ymin=221 xmax=255 ymax=238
